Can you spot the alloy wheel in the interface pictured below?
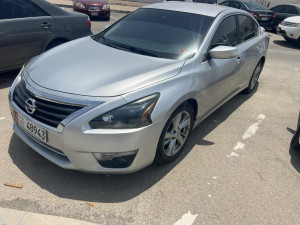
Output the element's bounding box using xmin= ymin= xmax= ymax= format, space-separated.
xmin=163 ymin=111 xmax=191 ymax=156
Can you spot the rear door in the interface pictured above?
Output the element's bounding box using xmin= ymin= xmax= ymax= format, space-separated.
xmin=235 ymin=15 xmax=262 ymax=88
xmin=0 ymin=0 xmax=54 ymax=71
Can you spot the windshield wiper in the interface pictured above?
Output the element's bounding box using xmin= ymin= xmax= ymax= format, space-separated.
xmin=109 ymin=42 xmax=159 ymax=57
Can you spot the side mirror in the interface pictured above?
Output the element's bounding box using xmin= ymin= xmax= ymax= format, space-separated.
xmin=209 ymin=46 xmax=238 ymax=59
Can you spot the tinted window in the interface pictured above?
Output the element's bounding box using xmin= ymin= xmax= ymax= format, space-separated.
xmin=283 ymin=6 xmax=298 ymax=14
xmin=93 ymin=8 xmax=214 ymax=59
xmin=244 ymin=2 xmax=268 ymax=10
xmin=210 ymin=16 xmax=238 ymax=48
xmin=220 ymin=2 xmax=230 ymax=6
xmin=30 ymin=2 xmax=49 ymax=17
xmin=236 ymin=2 xmax=245 ymax=9
xmin=0 ymin=0 xmax=31 ymax=19
xmin=271 ymin=5 xmax=285 ymax=13
xmin=238 ymin=15 xmax=256 ymax=42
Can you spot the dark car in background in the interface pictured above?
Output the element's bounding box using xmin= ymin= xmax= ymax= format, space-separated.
xmin=270 ymin=4 xmax=300 ymax=27
xmin=0 ymin=0 xmax=92 ymax=73
xmin=73 ymin=0 xmax=110 ymax=20
xmin=220 ymin=0 xmax=277 ymax=30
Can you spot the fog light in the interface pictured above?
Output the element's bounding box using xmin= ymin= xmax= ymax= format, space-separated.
xmin=93 ymin=150 xmax=138 ymax=168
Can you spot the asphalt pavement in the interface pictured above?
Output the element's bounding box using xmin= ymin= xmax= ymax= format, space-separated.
xmin=0 ymin=16 xmax=299 ymax=225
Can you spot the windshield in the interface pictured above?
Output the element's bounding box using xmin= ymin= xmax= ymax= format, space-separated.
xmin=244 ymin=2 xmax=268 ymax=11
xmin=92 ymin=8 xmax=214 ymax=60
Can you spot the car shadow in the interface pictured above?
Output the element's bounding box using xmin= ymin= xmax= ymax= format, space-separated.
xmin=0 ymin=70 xmax=19 ymax=89
xmin=289 ymin=111 xmax=300 ymax=173
xmin=8 ymin=86 xmax=258 ymax=203
xmin=273 ymin=40 xmax=300 ymax=50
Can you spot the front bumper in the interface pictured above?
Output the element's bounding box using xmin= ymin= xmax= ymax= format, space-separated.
xmin=277 ymin=24 xmax=300 ymax=41
xmin=9 ymin=80 xmax=166 ymax=174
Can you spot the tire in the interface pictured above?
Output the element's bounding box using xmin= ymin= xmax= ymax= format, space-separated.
xmin=155 ymin=103 xmax=194 ymax=164
xmin=291 ymin=125 xmax=300 ymax=150
xmin=46 ymin=39 xmax=67 ymax=51
xmin=244 ymin=60 xmax=263 ymax=94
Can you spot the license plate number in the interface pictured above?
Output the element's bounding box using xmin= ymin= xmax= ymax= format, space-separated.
xmin=91 ymin=12 xmax=98 ymax=16
xmin=261 ymin=17 xmax=268 ymax=21
xmin=14 ymin=110 xmax=48 ymax=143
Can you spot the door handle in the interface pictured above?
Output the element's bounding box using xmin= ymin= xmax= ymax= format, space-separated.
xmin=41 ymin=22 xmax=51 ymax=28
xmin=235 ymin=55 xmax=243 ymax=64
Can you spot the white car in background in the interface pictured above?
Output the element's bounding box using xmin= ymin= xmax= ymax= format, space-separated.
xmin=277 ymin=16 xmax=300 ymax=45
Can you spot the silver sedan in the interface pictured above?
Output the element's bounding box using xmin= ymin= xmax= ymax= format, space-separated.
xmin=9 ymin=2 xmax=269 ymax=173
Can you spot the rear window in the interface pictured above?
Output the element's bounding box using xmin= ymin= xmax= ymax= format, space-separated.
xmin=244 ymin=2 xmax=268 ymax=11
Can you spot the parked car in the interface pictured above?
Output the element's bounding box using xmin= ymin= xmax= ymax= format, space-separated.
xmin=0 ymin=0 xmax=92 ymax=73
xmin=277 ymin=16 xmax=300 ymax=45
xmin=220 ymin=0 xmax=277 ymax=30
xmin=73 ymin=0 xmax=110 ymax=20
xmin=291 ymin=113 xmax=300 ymax=150
xmin=9 ymin=2 xmax=269 ymax=173
xmin=270 ymin=4 xmax=300 ymax=27
xmin=164 ymin=0 xmax=216 ymax=3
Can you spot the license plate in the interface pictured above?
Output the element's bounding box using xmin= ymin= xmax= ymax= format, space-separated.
xmin=91 ymin=12 xmax=98 ymax=16
xmin=14 ymin=110 xmax=48 ymax=143
xmin=261 ymin=17 xmax=268 ymax=21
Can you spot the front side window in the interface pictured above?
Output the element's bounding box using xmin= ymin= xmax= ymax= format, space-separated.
xmin=0 ymin=0 xmax=31 ymax=19
xmin=238 ymin=15 xmax=256 ymax=43
xmin=210 ymin=16 xmax=238 ymax=48
xmin=92 ymin=8 xmax=214 ymax=59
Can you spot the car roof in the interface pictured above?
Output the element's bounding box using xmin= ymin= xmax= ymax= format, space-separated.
xmin=143 ymin=2 xmax=229 ymax=17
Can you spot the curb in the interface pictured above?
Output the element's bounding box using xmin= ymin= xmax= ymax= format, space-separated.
xmin=57 ymin=4 xmax=133 ymax=13
xmin=0 ymin=207 xmax=99 ymax=225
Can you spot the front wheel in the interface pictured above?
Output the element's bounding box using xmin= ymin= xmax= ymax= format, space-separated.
xmin=155 ymin=104 xmax=194 ymax=164
xmin=244 ymin=60 xmax=263 ymax=94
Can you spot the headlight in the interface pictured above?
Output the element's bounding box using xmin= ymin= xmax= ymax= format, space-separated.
xmin=102 ymin=4 xmax=110 ymax=9
xmin=75 ymin=2 xmax=86 ymax=8
xmin=281 ymin=21 xmax=300 ymax=27
xmin=89 ymin=93 xmax=160 ymax=129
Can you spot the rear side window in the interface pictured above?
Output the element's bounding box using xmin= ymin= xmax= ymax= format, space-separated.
xmin=238 ymin=15 xmax=256 ymax=43
xmin=0 ymin=0 xmax=31 ymax=19
xmin=220 ymin=1 xmax=230 ymax=7
xmin=271 ymin=5 xmax=285 ymax=13
xmin=30 ymin=1 xmax=49 ymax=17
xmin=283 ymin=6 xmax=298 ymax=14
xmin=210 ymin=16 xmax=238 ymax=48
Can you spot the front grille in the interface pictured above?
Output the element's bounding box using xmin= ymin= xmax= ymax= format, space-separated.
xmin=13 ymin=79 xmax=84 ymax=128
xmin=87 ymin=6 xmax=101 ymax=10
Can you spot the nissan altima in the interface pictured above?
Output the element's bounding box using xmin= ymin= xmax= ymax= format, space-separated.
xmin=9 ymin=2 xmax=269 ymax=173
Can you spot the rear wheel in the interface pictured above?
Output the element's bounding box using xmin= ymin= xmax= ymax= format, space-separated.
xmin=244 ymin=60 xmax=263 ymax=94
xmin=155 ymin=104 xmax=194 ymax=164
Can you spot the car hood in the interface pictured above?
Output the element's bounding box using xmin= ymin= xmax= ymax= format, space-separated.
xmin=26 ymin=37 xmax=185 ymax=97
xmin=284 ymin=16 xmax=300 ymax=23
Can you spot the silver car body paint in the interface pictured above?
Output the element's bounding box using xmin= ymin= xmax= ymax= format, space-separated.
xmin=9 ymin=2 xmax=269 ymax=173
